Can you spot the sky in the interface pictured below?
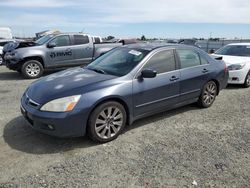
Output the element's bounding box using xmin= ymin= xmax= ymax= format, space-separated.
xmin=1 ymin=0 xmax=250 ymax=39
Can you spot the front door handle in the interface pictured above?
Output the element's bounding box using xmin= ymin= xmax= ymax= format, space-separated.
xmin=169 ymin=76 xmax=179 ymax=81
xmin=202 ymin=68 xmax=209 ymax=73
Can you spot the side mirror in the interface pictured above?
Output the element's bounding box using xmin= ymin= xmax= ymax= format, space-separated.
xmin=141 ymin=69 xmax=157 ymax=78
xmin=47 ymin=42 xmax=56 ymax=48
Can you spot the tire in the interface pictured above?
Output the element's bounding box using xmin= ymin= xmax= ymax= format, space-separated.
xmin=198 ymin=81 xmax=218 ymax=108
xmin=243 ymin=72 xmax=250 ymax=88
xmin=21 ymin=60 xmax=44 ymax=79
xmin=87 ymin=101 xmax=127 ymax=143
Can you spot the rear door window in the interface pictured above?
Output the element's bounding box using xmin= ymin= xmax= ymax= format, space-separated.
xmin=73 ymin=35 xmax=89 ymax=45
xmin=94 ymin=37 xmax=101 ymax=44
xmin=177 ymin=49 xmax=201 ymax=69
xmin=143 ymin=49 xmax=176 ymax=74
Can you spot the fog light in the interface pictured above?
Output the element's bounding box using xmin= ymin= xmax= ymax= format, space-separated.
xmin=47 ymin=124 xmax=54 ymax=130
xmin=232 ymin=77 xmax=239 ymax=81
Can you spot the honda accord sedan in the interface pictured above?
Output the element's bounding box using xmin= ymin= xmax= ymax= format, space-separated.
xmin=21 ymin=44 xmax=228 ymax=143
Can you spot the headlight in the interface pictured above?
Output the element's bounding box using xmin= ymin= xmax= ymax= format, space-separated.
xmin=228 ymin=63 xmax=246 ymax=70
xmin=40 ymin=95 xmax=81 ymax=112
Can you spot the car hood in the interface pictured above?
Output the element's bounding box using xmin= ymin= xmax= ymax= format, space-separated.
xmin=27 ymin=67 xmax=117 ymax=104
xmin=3 ymin=41 xmax=36 ymax=53
xmin=213 ymin=54 xmax=250 ymax=65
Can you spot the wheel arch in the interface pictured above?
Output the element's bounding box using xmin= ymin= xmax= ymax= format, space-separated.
xmin=87 ymin=97 xmax=131 ymax=128
xmin=22 ymin=56 xmax=45 ymax=67
xmin=210 ymin=79 xmax=220 ymax=95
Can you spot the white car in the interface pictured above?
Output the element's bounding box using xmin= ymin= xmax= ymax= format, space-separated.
xmin=213 ymin=43 xmax=250 ymax=88
xmin=0 ymin=46 xmax=3 ymax=64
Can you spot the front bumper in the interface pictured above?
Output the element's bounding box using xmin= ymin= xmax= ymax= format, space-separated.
xmin=3 ymin=53 xmax=22 ymax=70
xmin=20 ymin=94 xmax=89 ymax=138
xmin=228 ymin=69 xmax=248 ymax=84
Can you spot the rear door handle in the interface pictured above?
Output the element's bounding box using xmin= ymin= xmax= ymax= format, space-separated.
xmin=169 ymin=76 xmax=179 ymax=81
xmin=202 ymin=68 xmax=209 ymax=73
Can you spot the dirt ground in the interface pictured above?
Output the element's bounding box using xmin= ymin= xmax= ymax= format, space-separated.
xmin=0 ymin=66 xmax=249 ymax=187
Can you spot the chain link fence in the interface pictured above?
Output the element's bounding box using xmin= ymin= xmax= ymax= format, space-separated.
xmin=196 ymin=39 xmax=250 ymax=53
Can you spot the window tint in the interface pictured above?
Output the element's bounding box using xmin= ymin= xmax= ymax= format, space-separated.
xmin=74 ymin=35 xmax=89 ymax=45
xmin=50 ymin=35 xmax=70 ymax=47
xmin=200 ymin=56 xmax=208 ymax=65
xmin=143 ymin=50 xmax=176 ymax=74
xmin=177 ymin=49 xmax=201 ymax=68
xmin=94 ymin=37 xmax=101 ymax=44
xmin=215 ymin=45 xmax=250 ymax=56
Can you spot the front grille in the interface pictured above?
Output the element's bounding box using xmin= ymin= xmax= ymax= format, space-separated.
xmin=25 ymin=94 xmax=40 ymax=108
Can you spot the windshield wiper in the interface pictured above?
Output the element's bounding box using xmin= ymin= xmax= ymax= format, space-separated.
xmin=87 ymin=67 xmax=106 ymax=74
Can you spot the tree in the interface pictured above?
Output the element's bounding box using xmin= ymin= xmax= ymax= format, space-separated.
xmin=141 ymin=35 xmax=146 ymax=41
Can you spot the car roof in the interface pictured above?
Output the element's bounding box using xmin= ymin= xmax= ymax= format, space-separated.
xmin=124 ymin=43 xmax=198 ymax=52
xmin=227 ymin=43 xmax=250 ymax=46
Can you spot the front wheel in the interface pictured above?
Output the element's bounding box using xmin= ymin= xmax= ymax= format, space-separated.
xmin=198 ymin=81 xmax=218 ymax=108
xmin=243 ymin=72 xmax=250 ymax=88
xmin=21 ymin=60 xmax=44 ymax=79
xmin=87 ymin=101 xmax=127 ymax=143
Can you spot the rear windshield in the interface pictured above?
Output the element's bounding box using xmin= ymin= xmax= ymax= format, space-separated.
xmin=87 ymin=47 xmax=149 ymax=76
xmin=215 ymin=45 xmax=250 ymax=57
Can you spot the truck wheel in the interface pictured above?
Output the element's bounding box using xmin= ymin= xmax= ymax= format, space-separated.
xmin=87 ymin=101 xmax=127 ymax=143
xmin=21 ymin=60 xmax=44 ymax=79
xmin=243 ymin=72 xmax=250 ymax=88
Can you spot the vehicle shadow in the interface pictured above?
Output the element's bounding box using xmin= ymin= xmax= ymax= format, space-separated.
xmin=0 ymin=69 xmax=60 ymax=81
xmin=0 ymin=71 xmax=24 ymax=80
xmin=3 ymin=116 xmax=98 ymax=154
xmin=3 ymin=104 xmax=199 ymax=155
xmin=225 ymin=84 xmax=245 ymax=90
xmin=124 ymin=103 xmax=198 ymax=133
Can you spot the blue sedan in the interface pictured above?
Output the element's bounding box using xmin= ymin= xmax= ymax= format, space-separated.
xmin=21 ymin=44 xmax=228 ymax=142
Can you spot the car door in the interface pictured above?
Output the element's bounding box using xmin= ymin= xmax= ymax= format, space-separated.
xmin=133 ymin=49 xmax=180 ymax=117
xmin=45 ymin=35 xmax=74 ymax=67
xmin=70 ymin=34 xmax=94 ymax=65
xmin=176 ymin=49 xmax=211 ymax=102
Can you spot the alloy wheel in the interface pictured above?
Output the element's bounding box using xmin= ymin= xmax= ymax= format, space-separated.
xmin=95 ymin=106 xmax=123 ymax=139
xmin=203 ymin=82 xmax=217 ymax=106
xmin=26 ymin=63 xmax=41 ymax=77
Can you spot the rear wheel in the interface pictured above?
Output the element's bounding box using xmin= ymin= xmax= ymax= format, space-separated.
xmin=198 ymin=81 xmax=218 ymax=108
xmin=243 ymin=72 xmax=250 ymax=88
xmin=87 ymin=101 xmax=126 ymax=143
xmin=21 ymin=60 xmax=44 ymax=79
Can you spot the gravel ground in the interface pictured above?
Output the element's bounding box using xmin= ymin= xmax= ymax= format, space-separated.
xmin=0 ymin=66 xmax=249 ymax=188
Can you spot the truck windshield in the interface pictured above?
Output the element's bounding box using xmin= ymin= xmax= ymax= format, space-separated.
xmin=87 ymin=47 xmax=149 ymax=76
xmin=35 ymin=34 xmax=55 ymax=45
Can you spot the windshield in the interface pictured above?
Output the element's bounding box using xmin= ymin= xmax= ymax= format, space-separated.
xmin=87 ymin=47 xmax=149 ymax=76
xmin=35 ymin=34 xmax=55 ymax=45
xmin=215 ymin=45 xmax=250 ymax=57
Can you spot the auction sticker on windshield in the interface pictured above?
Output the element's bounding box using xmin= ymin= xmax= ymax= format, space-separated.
xmin=129 ymin=50 xmax=142 ymax=56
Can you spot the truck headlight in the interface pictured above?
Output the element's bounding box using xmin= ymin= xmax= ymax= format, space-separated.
xmin=228 ymin=63 xmax=246 ymax=70
xmin=40 ymin=95 xmax=81 ymax=112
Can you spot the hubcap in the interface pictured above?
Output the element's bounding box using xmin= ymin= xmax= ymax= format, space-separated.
xmin=203 ymin=82 xmax=217 ymax=105
xmin=95 ymin=106 xmax=123 ymax=139
xmin=26 ymin=63 xmax=40 ymax=77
